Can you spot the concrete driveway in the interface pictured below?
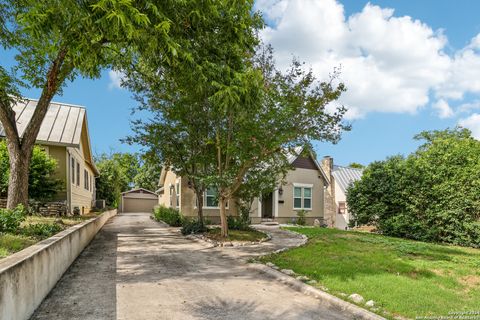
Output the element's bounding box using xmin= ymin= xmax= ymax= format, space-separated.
xmin=31 ymin=212 xmax=347 ymax=320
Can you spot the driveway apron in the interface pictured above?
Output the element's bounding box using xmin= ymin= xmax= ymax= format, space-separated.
xmin=30 ymin=212 xmax=346 ymax=320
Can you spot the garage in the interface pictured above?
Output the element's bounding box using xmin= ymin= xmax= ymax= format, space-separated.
xmin=121 ymin=188 xmax=159 ymax=213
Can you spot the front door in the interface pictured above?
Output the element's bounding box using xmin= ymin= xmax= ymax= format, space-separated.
xmin=261 ymin=192 xmax=273 ymax=219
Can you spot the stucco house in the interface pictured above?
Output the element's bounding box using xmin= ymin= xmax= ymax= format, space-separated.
xmin=322 ymin=156 xmax=363 ymax=230
xmin=156 ymin=149 xmax=331 ymax=225
xmin=0 ymin=98 xmax=99 ymax=214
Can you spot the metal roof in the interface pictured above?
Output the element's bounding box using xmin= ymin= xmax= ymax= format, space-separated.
xmin=332 ymin=165 xmax=363 ymax=193
xmin=0 ymin=98 xmax=85 ymax=148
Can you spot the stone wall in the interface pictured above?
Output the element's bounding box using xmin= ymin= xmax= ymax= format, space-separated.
xmin=0 ymin=198 xmax=67 ymax=216
xmin=321 ymin=156 xmax=336 ymax=227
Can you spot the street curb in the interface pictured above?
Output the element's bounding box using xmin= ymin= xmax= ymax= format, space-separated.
xmin=247 ymin=263 xmax=386 ymax=320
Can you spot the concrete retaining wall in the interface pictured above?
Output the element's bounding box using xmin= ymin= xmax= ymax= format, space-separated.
xmin=0 ymin=209 xmax=117 ymax=320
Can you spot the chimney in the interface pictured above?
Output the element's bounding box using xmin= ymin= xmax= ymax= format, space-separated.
xmin=321 ymin=156 xmax=333 ymax=183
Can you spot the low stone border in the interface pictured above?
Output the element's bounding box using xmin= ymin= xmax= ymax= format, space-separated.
xmin=0 ymin=209 xmax=117 ymax=320
xmin=248 ymin=263 xmax=386 ymax=320
xmin=185 ymin=230 xmax=272 ymax=247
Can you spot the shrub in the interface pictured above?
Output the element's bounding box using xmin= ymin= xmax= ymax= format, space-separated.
xmin=153 ymin=206 xmax=183 ymax=227
xmin=0 ymin=205 xmax=26 ymax=233
xmin=181 ymin=218 xmax=207 ymax=235
xmin=227 ymin=215 xmax=251 ymax=231
xmin=347 ymin=128 xmax=480 ymax=247
xmin=21 ymin=223 xmax=63 ymax=239
xmin=296 ymin=210 xmax=307 ymax=226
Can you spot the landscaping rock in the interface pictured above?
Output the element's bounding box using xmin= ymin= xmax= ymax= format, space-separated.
xmin=296 ymin=275 xmax=309 ymax=282
xmin=306 ymin=280 xmax=317 ymax=285
xmin=313 ymin=219 xmax=321 ymax=227
xmin=348 ymin=293 xmax=365 ymax=304
xmin=338 ymin=293 xmax=347 ymax=297
xmin=365 ymin=300 xmax=375 ymax=308
xmin=266 ymin=262 xmax=276 ymax=268
xmin=280 ymin=269 xmax=296 ymax=276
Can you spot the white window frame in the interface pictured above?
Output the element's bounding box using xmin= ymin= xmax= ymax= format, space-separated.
xmin=175 ymin=180 xmax=180 ymax=208
xmin=293 ymin=183 xmax=313 ymax=211
xmin=203 ymin=187 xmax=228 ymax=209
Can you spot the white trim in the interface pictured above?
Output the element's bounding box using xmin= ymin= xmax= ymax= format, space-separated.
xmin=257 ymin=198 xmax=262 ymax=218
xmin=293 ymin=183 xmax=313 ymax=188
xmin=293 ymin=185 xmax=313 ymax=211
xmin=273 ymin=189 xmax=279 ymax=217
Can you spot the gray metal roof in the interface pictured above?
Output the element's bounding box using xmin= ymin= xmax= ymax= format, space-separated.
xmin=332 ymin=165 xmax=363 ymax=193
xmin=0 ymin=98 xmax=86 ymax=148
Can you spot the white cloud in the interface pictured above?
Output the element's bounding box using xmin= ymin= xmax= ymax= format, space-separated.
xmin=459 ymin=113 xmax=480 ymax=139
xmin=256 ymin=0 xmax=480 ymax=120
xmin=108 ymin=70 xmax=125 ymax=90
xmin=432 ymin=99 xmax=454 ymax=118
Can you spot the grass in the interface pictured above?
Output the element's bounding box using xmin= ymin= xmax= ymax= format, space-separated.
xmin=206 ymin=227 xmax=267 ymax=242
xmin=260 ymin=227 xmax=480 ymax=319
xmin=0 ymin=212 xmax=101 ymax=259
xmin=0 ymin=233 xmax=37 ymax=258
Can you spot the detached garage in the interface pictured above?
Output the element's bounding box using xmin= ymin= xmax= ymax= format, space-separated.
xmin=121 ymin=188 xmax=158 ymax=213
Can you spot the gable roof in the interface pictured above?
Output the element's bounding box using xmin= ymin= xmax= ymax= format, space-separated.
xmin=288 ymin=147 xmax=330 ymax=186
xmin=0 ymin=98 xmax=99 ymax=175
xmin=332 ymin=165 xmax=363 ymax=193
xmin=122 ymin=188 xmax=158 ymax=196
xmin=0 ymin=98 xmax=85 ymax=147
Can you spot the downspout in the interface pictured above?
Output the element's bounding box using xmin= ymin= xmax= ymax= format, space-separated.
xmin=66 ymin=150 xmax=71 ymax=214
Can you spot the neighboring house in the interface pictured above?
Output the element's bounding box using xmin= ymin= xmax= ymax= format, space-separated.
xmin=156 ymin=149 xmax=330 ymax=225
xmin=120 ymin=188 xmax=159 ymax=213
xmin=0 ymin=98 xmax=99 ymax=214
xmin=322 ymin=156 xmax=363 ymax=230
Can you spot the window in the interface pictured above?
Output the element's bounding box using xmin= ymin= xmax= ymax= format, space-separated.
xmin=71 ymin=157 xmax=75 ymax=184
xmin=175 ymin=181 xmax=180 ymax=208
xmin=338 ymin=202 xmax=346 ymax=214
xmin=205 ymin=187 xmax=218 ymax=207
xmin=76 ymin=163 xmax=80 ymax=186
xmin=169 ymin=185 xmax=174 ymax=207
xmin=84 ymin=170 xmax=89 ymax=190
xmin=203 ymin=187 xmax=228 ymax=208
xmin=293 ymin=185 xmax=312 ymax=210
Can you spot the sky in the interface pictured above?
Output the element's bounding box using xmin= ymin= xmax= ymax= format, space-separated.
xmin=3 ymin=0 xmax=480 ymax=166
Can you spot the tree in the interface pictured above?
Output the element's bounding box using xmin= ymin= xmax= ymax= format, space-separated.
xmin=0 ymin=141 xmax=61 ymax=200
xmin=347 ymin=128 xmax=480 ymax=247
xmin=124 ymin=0 xmax=264 ymax=228
xmin=0 ymin=0 xmax=176 ymax=209
xmin=133 ymin=155 xmax=164 ymax=192
xmin=348 ymin=162 xmax=364 ymax=169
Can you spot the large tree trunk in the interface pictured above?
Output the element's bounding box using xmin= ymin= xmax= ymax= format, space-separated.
xmin=6 ymin=147 xmax=31 ymax=209
xmin=219 ymin=196 xmax=228 ymax=237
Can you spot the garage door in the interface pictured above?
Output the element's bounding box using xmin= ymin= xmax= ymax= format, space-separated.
xmin=123 ymin=198 xmax=158 ymax=213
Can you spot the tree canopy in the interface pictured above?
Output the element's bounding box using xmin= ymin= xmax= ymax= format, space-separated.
xmin=347 ymin=128 xmax=480 ymax=247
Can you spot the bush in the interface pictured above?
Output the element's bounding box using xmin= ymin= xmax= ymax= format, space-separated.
xmin=181 ymin=218 xmax=207 ymax=235
xmin=296 ymin=210 xmax=307 ymax=226
xmin=347 ymin=128 xmax=480 ymax=247
xmin=227 ymin=215 xmax=251 ymax=231
xmin=153 ymin=206 xmax=183 ymax=227
xmin=21 ymin=223 xmax=63 ymax=239
xmin=0 ymin=205 xmax=26 ymax=233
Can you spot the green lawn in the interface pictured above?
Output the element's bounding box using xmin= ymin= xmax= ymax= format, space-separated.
xmin=0 ymin=213 xmax=100 ymax=259
xmin=260 ymin=227 xmax=480 ymax=319
xmin=206 ymin=228 xmax=267 ymax=242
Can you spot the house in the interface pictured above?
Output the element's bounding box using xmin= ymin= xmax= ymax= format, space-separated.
xmin=0 ymin=98 xmax=99 ymax=214
xmin=157 ymin=149 xmax=331 ymax=225
xmin=322 ymin=156 xmax=363 ymax=230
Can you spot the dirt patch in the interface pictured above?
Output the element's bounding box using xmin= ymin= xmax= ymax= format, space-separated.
xmin=460 ymin=275 xmax=480 ymax=290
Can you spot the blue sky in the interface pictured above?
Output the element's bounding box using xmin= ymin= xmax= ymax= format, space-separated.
xmin=3 ymin=0 xmax=480 ymax=166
